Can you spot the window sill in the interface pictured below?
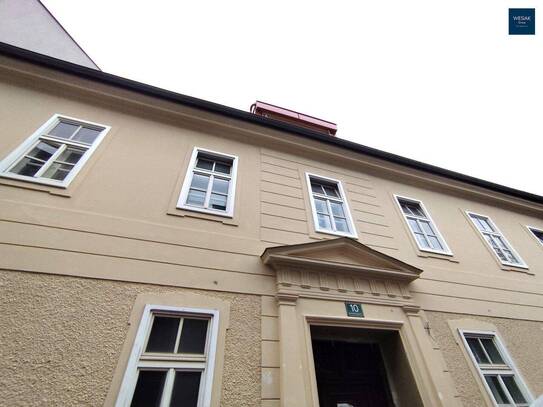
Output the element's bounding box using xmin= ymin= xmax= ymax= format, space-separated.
xmin=0 ymin=175 xmax=72 ymax=197
xmin=314 ymin=228 xmax=358 ymax=240
xmin=499 ymin=264 xmax=533 ymax=275
xmin=416 ymin=250 xmax=459 ymax=263
xmin=168 ymin=207 xmax=239 ymax=226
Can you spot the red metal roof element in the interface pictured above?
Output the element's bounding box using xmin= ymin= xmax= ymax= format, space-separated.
xmin=250 ymin=101 xmax=337 ymax=136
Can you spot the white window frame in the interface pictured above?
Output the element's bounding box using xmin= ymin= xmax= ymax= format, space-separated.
xmin=459 ymin=329 xmax=533 ymax=407
xmin=305 ymin=172 xmax=357 ymax=238
xmin=466 ymin=211 xmax=528 ymax=269
xmin=394 ymin=194 xmax=452 ymax=255
xmin=0 ymin=114 xmax=110 ymax=188
xmin=177 ymin=147 xmax=238 ymax=218
xmin=115 ymin=304 xmax=220 ymax=407
xmin=527 ymin=226 xmax=543 ymax=247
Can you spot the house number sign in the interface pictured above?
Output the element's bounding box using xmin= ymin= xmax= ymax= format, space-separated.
xmin=345 ymin=302 xmax=364 ymax=317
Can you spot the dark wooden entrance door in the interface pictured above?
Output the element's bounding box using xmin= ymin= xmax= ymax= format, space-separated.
xmin=312 ymin=339 xmax=394 ymax=407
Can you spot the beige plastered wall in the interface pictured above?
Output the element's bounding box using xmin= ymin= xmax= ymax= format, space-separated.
xmin=0 ymin=270 xmax=261 ymax=407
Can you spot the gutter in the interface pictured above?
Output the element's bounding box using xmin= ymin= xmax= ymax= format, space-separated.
xmin=0 ymin=41 xmax=541 ymax=205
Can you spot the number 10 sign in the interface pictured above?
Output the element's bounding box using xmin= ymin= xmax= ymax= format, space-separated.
xmin=345 ymin=302 xmax=364 ymax=317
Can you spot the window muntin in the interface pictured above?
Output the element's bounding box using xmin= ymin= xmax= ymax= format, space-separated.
xmin=117 ymin=306 xmax=219 ymax=407
xmin=177 ymin=148 xmax=238 ymax=217
xmin=527 ymin=227 xmax=543 ymax=247
xmin=0 ymin=115 xmax=109 ymax=187
xmin=461 ymin=331 xmax=532 ymax=407
xmin=395 ymin=196 xmax=451 ymax=254
xmin=467 ymin=212 xmax=527 ymax=268
xmin=306 ymin=173 xmax=357 ymax=238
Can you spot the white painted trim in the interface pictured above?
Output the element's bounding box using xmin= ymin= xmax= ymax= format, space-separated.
xmin=115 ymin=305 xmax=220 ymax=407
xmin=305 ymin=172 xmax=358 ymax=238
xmin=177 ymin=147 xmax=238 ymax=218
xmin=526 ymin=225 xmax=543 ymax=248
xmin=0 ymin=114 xmax=110 ymax=188
xmin=458 ymin=329 xmax=533 ymax=406
xmin=466 ymin=211 xmax=528 ymax=269
xmin=393 ymin=194 xmax=453 ymax=256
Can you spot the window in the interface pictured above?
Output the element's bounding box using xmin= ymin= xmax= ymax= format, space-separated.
xmin=0 ymin=114 xmax=110 ymax=187
xmin=116 ymin=305 xmax=219 ymax=407
xmin=460 ymin=331 xmax=532 ymax=406
xmin=395 ymin=196 xmax=451 ymax=254
xmin=467 ymin=212 xmax=527 ymax=268
xmin=306 ymin=173 xmax=357 ymax=237
xmin=527 ymin=227 xmax=543 ymax=247
xmin=177 ymin=148 xmax=238 ymax=217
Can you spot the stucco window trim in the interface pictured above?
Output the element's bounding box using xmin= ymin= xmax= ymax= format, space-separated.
xmin=526 ymin=225 xmax=543 ymax=248
xmin=305 ymin=172 xmax=358 ymax=239
xmin=458 ymin=329 xmax=533 ymax=407
xmin=393 ymin=194 xmax=453 ymax=257
xmin=465 ymin=211 xmax=529 ymax=271
xmin=177 ymin=147 xmax=239 ymax=218
xmin=115 ymin=304 xmax=220 ymax=407
xmin=0 ymin=113 xmax=110 ymax=188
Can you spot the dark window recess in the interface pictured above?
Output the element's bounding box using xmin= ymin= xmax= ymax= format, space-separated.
xmin=178 ymin=319 xmax=208 ymax=354
xmin=146 ymin=316 xmax=180 ymax=353
xmin=130 ymin=370 xmax=167 ymax=407
xmin=169 ymin=371 xmax=202 ymax=407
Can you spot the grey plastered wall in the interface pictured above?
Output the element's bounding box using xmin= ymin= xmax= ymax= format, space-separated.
xmin=0 ymin=270 xmax=261 ymax=407
xmin=426 ymin=311 xmax=543 ymax=407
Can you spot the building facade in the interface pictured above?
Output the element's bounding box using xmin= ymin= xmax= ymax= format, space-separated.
xmin=0 ymin=43 xmax=542 ymax=407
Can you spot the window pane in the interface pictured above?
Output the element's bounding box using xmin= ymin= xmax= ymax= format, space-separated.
xmin=48 ymin=122 xmax=79 ymax=139
xmin=169 ymin=371 xmax=202 ymax=407
xmin=209 ymin=193 xmax=227 ymax=211
xmin=190 ymin=173 xmax=210 ymax=190
xmin=10 ymin=157 xmax=44 ymax=176
xmin=532 ymin=229 xmax=543 ymax=244
xmin=466 ymin=337 xmax=490 ymax=364
xmin=474 ymin=216 xmax=493 ymax=232
xmin=130 ymin=370 xmax=167 ymax=407
xmin=504 ymin=251 xmax=519 ymax=264
xmin=178 ymin=318 xmax=208 ymax=354
xmin=187 ymin=189 xmax=206 ymax=207
xmin=334 ymin=217 xmax=349 ymax=233
xmin=420 ymin=221 xmax=434 ymax=235
xmin=428 ymin=236 xmax=444 ymax=251
xmin=479 ymin=338 xmax=504 ymax=364
xmin=72 ymin=127 xmax=101 ymax=144
xmin=408 ymin=218 xmax=423 ymax=234
xmin=484 ymin=375 xmax=509 ymax=405
xmin=214 ymin=161 xmax=231 ymax=174
xmin=330 ymin=202 xmax=345 ymax=218
xmin=317 ymin=214 xmax=332 ymax=230
xmin=195 ymin=158 xmax=213 ymax=170
xmin=57 ymin=147 xmax=85 ymax=164
xmin=311 ymin=182 xmax=324 ymax=194
xmin=145 ymin=316 xmax=180 ymax=353
xmin=314 ymin=198 xmax=328 ymax=214
xmin=42 ymin=162 xmax=72 ymax=180
xmin=322 ymin=184 xmax=339 ymax=198
xmin=414 ymin=233 xmax=430 ymax=249
xmin=212 ymin=178 xmax=229 ymax=195
xmin=502 ymin=376 xmax=527 ymax=404
xmin=401 ymin=201 xmax=424 ymax=217
xmin=27 ymin=141 xmax=58 ymax=161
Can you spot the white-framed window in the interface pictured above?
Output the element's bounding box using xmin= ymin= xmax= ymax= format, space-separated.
xmin=177 ymin=147 xmax=238 ymax=217
xmin=394 ymin=195 xmax=452 ymax=255
xmin=305 ymin=173 xmax=357 ymax=238
xmin=467 ymin=212 xmax=527 ymax=268
xmin=460 ymin=330 xmax=532 ymax=406
xmin=116 ymin=305 xmax=219 ymax=407
xmin=0 ymin=114 xmax=110 ymax=188
xmin=527 ymin=226 xmax=543 ymax=247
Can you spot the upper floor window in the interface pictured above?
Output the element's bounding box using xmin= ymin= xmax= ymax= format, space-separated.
xmin=306 ymin=173 xmax=357 ymax=238
xmin=116 ymin=305 xmax=219 ymax=407
xmin=467 ymin=212 xmax=527 ymax=268
xmin=460 ymin=330 xmax=532 ymax=406
xmin=0 ymin=114 xmax=110 ymax=188
xmin=395 ymin=196 xmax=451 ymax=255
xmin=527 ymin=226 xmax=543 ymax=247
xmin=177 ymin=148 xmax=238 ymax=217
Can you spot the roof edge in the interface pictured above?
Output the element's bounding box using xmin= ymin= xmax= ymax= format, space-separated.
xmin=0 ymin=41 xmax=541 ymax=205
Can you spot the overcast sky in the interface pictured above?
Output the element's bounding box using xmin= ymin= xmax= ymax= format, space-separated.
xmin=43 ymin=0 xmax=542 ymax=196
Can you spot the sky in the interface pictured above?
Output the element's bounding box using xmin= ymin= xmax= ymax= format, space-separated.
xmin=43 ymin=1 xmax=542 ymax=196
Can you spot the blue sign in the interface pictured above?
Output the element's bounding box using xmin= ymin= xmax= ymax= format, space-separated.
xmin=509 ymin=9 xmax=535 ymax=35
xmin=345 ymin=302 xmax=364 ymax=318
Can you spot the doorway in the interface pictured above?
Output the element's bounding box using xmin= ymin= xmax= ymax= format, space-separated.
xmin=310 ymin=325 xmax=423 ymax=407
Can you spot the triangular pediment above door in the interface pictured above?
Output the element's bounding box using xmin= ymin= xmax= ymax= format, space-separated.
xmin=261 ymin=237 xmax=422 ymax=282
